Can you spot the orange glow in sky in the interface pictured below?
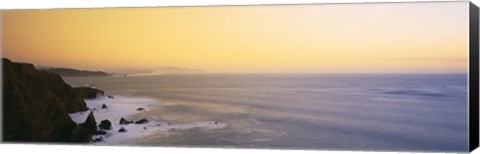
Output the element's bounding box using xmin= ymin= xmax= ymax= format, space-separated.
xmin=1 ymin=2 xmax=469 ymax=73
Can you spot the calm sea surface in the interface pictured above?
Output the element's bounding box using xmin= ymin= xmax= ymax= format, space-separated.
xmin=64 ymin=74 xmax=468 ymax=152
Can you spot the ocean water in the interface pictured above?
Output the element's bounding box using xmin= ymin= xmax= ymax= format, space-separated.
xmin=63 ymin=74 xmax=468 ymax=152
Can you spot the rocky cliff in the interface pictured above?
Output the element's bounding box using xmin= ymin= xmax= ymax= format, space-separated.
xmin=73 ymin=87 xmax=105 ymax=100
xmin=2 ymin=58 xmax=101 ymax=142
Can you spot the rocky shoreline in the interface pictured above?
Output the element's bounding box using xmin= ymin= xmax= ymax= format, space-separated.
xmin=3 ymin=58 xmax=227 ymax=144
xmin=3 ymin=58 xmax=104 ymax=142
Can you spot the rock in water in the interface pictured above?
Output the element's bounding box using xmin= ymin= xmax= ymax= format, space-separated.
xmin=79 ymin=112 xmax=97 ymax=133
xmin=134 ymin=119 xmax=149 ymax=124
xmin=119 ymin=117 xmax=133 ymax=125
xmin=71 ymin=109 xmax=98 ymax=142
xmin=136 ymin=108 xmax=145 ymax=111
xmin=98 ymin=120 xmax=112 ymax=130
xmin=118 ymin=127 xmax=127 ymax=133
xmin=93 ymin=137 xmax=103 ymax=142
xmin=107 ymin=95 xmax=114 ymax=99
xmin=101 ymin=104 xmax=108 ymax=109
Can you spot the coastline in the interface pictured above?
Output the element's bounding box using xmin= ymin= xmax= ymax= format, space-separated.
xmin=68 ymin=95 xmax=227 ymax=144
xmin=3 ymin=58 xmax=100 ymax=142
xmin=2 ymin=58 xmax=227 ymax=144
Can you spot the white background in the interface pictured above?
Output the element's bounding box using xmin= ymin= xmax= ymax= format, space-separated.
xmin=0 ymin=0 xmax=479 ymax=154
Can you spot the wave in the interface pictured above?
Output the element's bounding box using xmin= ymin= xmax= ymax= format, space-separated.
xmin=69 ymin=95 xmax=226 ymax=144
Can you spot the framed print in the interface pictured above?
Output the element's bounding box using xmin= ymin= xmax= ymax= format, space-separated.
xmin=1 ymin=1 xmax=479 ymax=153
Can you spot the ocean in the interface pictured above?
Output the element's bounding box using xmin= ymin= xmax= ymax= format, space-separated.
xmin=63 ymin=74 xmax=468 ymax=152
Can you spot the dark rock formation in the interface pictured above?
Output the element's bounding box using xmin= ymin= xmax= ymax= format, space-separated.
xmin=93 ymin=137 xmax=103 ymax=142
xmin=136 ymin=108 xmax=145 ymax=111
xmin=134 ymin=119 xmax=149 ymax=124
xmin=73 ymin=87 xmax=105 ymax=99
xmin=118 ymin=127 xmax=127 ymax=133
xmin=98 ymin=120 xmax=112 ymax=130
xmin=93 ymin=131 xmax=107 ymax=135
xmin=2 ymin=58 xmax=95 ymax=142
xmin=101 ymin=104 xmax=108 ymax=109
xmin=70 ymin=115 xmax=98 ymax=142
xmin=107 ymin=95 xmax=114 ymax=99
xmin=71 ymin=112 xmax=98 ymax=142
xmin=119 ymin=117 xmax=133 ymax=125
xmin=78 ymin=112 xmax=97 ymax=134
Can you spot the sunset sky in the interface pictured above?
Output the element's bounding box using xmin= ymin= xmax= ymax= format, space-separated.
xmin=1 ymin=2 xmax=469 ymax=73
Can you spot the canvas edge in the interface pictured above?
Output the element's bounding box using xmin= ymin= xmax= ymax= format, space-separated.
xmin=0 ymin=10 xmax=4 ymax=143
xmin=469 ymin=1 xmax=480 ymax=152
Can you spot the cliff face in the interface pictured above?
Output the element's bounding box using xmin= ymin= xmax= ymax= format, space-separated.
xmin=73 ymin=87 xmax=105 ymax=100
xmin=2 ymin=58 xmax=98 ymax=142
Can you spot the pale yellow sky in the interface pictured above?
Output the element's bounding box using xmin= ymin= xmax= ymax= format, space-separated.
xmin=1 ymin=2 xmax=470 ymax=73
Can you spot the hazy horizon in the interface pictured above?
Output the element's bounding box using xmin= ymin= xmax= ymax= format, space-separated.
xmin=2 ymin=2 xmax=469 ymax=74
xmin=1 ymin=57 xmax=469 ymax=75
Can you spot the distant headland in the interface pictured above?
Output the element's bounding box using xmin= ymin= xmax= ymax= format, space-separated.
xmin=37 ymin=67 xmax=111 ymax=77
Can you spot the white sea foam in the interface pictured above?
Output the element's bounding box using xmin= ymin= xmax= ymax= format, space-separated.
xmin=69 ymin=111 xmax=91 ymax=124
xmin=69 ymin=95 xmax=226 ymax=144
xmin=95 ymin=120 xmax=226 ymax=145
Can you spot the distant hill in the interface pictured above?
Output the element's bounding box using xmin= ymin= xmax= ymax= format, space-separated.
xmin=116 ymin=66 xmax=205 ymax=76
xmin=38 ymin=67 xmax=110 ymax=77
